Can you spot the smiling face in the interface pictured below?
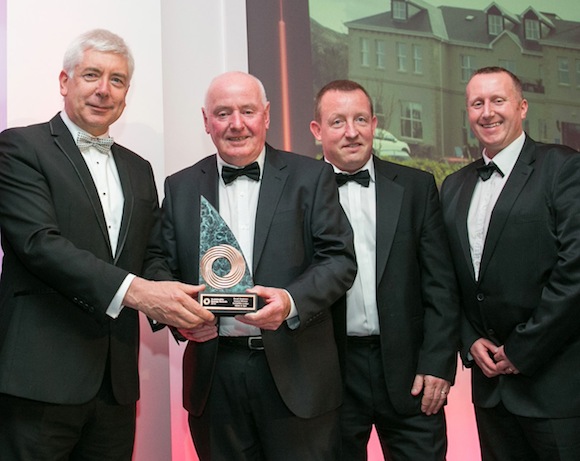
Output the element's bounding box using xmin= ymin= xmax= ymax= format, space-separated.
xmin=202 ymin=72 xmax=270 ymax=167
xmin=466 ymin=71 xmax=528 ymax=158
xmin=310 ymin=89 xmax=377 ymax=173
xmin=59 ymin=49 xmax=130 ymax=136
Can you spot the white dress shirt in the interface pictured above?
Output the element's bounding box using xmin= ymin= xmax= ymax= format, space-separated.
xmin=60 ymin=112 xmax=132 ymax=318
xmin=216 ymin=150 xmax=299 ymax=336
xmin=468 ymin=132 xmax=525 ymax=280
xmin=217 ymin=151 xmax=262 ymax=336
xmin=329 ymin=157 xmax=380 ymax=336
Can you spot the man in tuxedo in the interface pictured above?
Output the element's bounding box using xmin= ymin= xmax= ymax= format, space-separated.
xmin=0 ymin=29 xmax=213 ymax=460
xmin=309 ymin=79 xmax=459 ymax=460
xmin=440 ymin=66 xmax=580 ymax=460
xmin=161 ymin=71 xmax=356 ymax=460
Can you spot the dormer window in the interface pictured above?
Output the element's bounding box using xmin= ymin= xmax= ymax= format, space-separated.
xmin=525 ymin=18 xmax=540 ymax=40
xmin=393 ymin=1 xmax=407 ymax=21
xmin=488 ymin=14 xmax=504 ymax=35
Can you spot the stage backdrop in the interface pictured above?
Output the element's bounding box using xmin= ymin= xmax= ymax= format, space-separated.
xmin=246 ymin=0 xmax=580 ymax=193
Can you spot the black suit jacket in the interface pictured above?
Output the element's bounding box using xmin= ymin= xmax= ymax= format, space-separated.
xmin=333 ymin=156 xmax=459 ymax=415
xmin=441 ymin=135 xmax=580 ymax=418
xmin=161 ymin=144 xmax=357 ymax=419
xmin=0 ymin=114 xmax=170 ymax=405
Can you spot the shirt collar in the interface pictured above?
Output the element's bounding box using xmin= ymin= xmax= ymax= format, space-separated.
xmin=325 ymin=155 xmax=376 ymax=184
xmin=482 ymin=132 xmax=526 ymax=178
xmin=216 ymin=147 xmax=266 ymax=181
xmin=59 ymin=111 xmax=111 ymax=142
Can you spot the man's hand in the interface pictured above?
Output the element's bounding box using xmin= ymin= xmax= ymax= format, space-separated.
xmin=235 ymin=285 xmax=291 ymax=330
xmin=178 ymin=319 xmax=218 ymax=342
xmin=493 ymin=345 xmax=520 ymax=375
xmin=123 ymin=278 xmax=214 ymax=329
xmin=470 ymin=337 xmax=503 ymax=377
xmin=411 ymin=374 xmax=451 ymax=415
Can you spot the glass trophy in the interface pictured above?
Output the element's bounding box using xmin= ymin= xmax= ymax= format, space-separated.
xmin=198 ymin=196 xmax=257 ymax=314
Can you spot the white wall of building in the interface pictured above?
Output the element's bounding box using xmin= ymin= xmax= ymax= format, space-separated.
xmin=5 ymin=1 xmax=247 ymax=459
xmin=160 ymin=1 xmax=248 ymax=459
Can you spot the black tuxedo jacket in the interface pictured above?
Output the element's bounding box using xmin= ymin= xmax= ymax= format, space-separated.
xmin=0 ymin=114 xmax=170 ymax=405
xmin=441 ymin=135 xmax=580 ymax=418
xmin=333 ymin=156 xmax=459 ymax=415
xmin=161 ymin=144 xmax=356 ymax=419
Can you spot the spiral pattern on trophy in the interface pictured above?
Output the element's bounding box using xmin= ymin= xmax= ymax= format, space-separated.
xmin=200 ymin=244 xmax=245 ymax=289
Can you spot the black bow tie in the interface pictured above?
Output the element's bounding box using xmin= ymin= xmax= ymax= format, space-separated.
xmin=222 ymin=162 xmax=260 ymax=184
xmin=335 ymin=170 xmax=371 ymax=187
xmin=476 ymin=162 xmax=504 ymax=181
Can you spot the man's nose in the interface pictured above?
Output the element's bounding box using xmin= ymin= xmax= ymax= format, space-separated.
xmin=482 ymin=101 xmax=495 ymax=118
xmin=95 ymin=78 xmax=110 ymax=97
xmin=229 ymin=111 xmax=244 ymax=129
xmin=345 ymin=121 xmax=358 ymax=138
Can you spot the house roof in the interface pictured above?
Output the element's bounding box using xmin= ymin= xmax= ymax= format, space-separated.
xmin=345 ymin=3 xmax=580 ymax=51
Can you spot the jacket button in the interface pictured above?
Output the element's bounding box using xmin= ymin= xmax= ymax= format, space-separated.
xmin=476 ymin=293 xmax=485 ymax=301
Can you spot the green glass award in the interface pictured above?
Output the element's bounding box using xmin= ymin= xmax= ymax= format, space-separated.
xmin=198 ymin=196 xmax=257 ymax=314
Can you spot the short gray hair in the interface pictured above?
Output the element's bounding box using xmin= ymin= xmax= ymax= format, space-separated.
xmin=62 ymin=29 xmax=134 ymax=81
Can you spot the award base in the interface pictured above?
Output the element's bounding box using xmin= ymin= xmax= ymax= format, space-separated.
xmin=199 ymin=292 xmax=258 ymax=315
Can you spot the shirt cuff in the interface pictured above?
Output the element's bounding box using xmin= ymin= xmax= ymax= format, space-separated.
xmin=284 ymin=289 xmax=300 ymax=330
xmin=106 ymin=273 xmax=136 ymax=319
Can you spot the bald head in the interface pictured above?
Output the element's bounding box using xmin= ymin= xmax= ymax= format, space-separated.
xmin=202 ymin=71 xmax=271 ymax=166
xmin=204 ymin=71 xmax=268 ymax=108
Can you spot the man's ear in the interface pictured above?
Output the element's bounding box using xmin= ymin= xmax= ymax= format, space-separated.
xmin=309 ymin=120 xmax=322 ymax=140
xmin=59 ymin=70 xmax=69 ymax=97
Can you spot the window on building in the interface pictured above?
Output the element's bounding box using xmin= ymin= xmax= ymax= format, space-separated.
xmin=525 ymin=18 xmax=540 ymax=40
xmin=413 ymin=45 xmax=423 ymax=74
xmin=461 ymin=55 xmax=476 ymax=82
xmin=558 ymin=58 xmax=570 ymax=85
xmin=401 ymin=102 xmax=423 ymax=140
xmin=361 ymin=38 xmax=370 ymax=67
xmin=499 ymin=59 xmax=516 ymax=74
xmin=393 ymin=1 xmax=407 ymax=21
xmin=576 ymin=60 xmax=580 ymax=87
xmin=397 ymin=43 xmax=407 ymax=72
xmin=538 ymin=119 xmax=548 ymax=140
xmin=463 ymin=110 xmax=475 ymax=141
xmin=375 ymin=100 xmax=385 ymax=127
xmin=376 ymin=40 xmax=385 ymax=69
xmin=488 ymin=14 xmax=503 ymax=35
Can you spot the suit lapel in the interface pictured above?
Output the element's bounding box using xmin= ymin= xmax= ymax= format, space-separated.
xmin=253 ymin=145 xmax=288 ymax=270
xmin=188 ymin=157 xmax=220 ymax=284
xmin=455 ymin=160 xmax=482 ymax=281
xmin=49 ymin=115 xmax=111 ymax=254
xmin=374 ymin=158 xmax=403 ymax=283
xmin=200 ymin=156 xmax=219 ymax=209
xmin=479 ymin=142 xmax=535 ymax=280
xmin=192 ymin=156 xmax=220 ymax=274
xmin=112 ymin=147 xmax=133 ymax=263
